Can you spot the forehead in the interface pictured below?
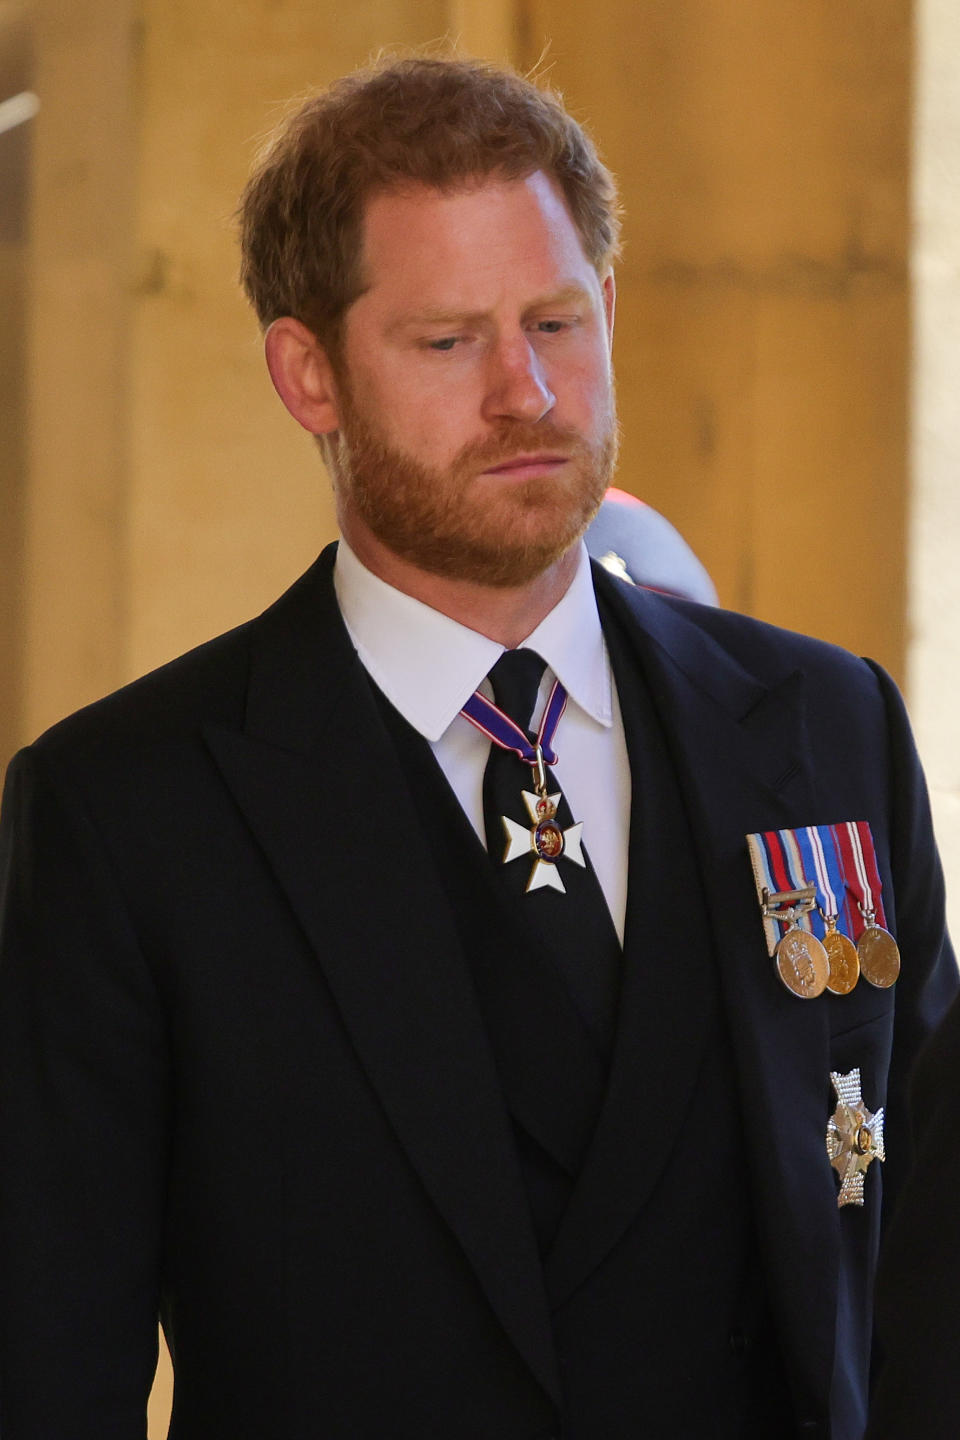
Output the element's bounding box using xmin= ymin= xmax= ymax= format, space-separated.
xmin=355 ymin=171 xmax=597 ymax=312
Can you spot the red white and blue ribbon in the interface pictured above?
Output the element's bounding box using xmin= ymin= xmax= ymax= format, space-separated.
xmin=747 ymin=821 xmax=888 ymax=957
xmin=460 ymin=677 xmax=567 ymax=768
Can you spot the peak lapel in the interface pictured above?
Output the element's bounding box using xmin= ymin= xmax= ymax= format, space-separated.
xmin=203 ymin=549 xmax=560 ymax=1406
xmin=548 ymin=572 xmax=839 ymax=1403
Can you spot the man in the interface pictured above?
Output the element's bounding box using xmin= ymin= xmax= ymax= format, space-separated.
xmin=0 ymin=54 xmax=954 ymax=1440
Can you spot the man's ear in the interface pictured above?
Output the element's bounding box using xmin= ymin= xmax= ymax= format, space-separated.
xmin=601 ymin=271 xmax=616 ymax=352
xmin=264 ymin=317 xmax=341 ymax=434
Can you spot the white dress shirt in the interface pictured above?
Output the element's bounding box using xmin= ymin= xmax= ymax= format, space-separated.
xmin=333 ymin=540 xmax=632 ymax=943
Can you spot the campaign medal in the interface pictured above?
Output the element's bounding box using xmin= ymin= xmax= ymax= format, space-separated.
xmin=460 ymin=677 xmax=586 ymax=894
xmin=821 ymin=913 xmax=860 ymax=996
xmin=837 ymin=820 xmax=901 ymax=988
xmin=826 ymin=1068 xmax=885 ymax=1207
xmin=748 ymin=830 xmax=831 ymax=998
xmin=805 ymin=826 xmax=859 ymax=994
xmin=856 ymin=912 xmax=901 ymax=989
xmin=776 ymin=926 xmax=830 ymax=999
xmin=762 ymin=885 xmax=830 ymax=999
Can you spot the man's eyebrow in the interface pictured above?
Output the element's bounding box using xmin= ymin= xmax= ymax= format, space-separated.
xmin=385 ymin=307 xmax=486 ymax=336
xmin=526 ymin=283 xmax=595 ymax=310
xmin=385 ymin=284 xmax=596 ymax=335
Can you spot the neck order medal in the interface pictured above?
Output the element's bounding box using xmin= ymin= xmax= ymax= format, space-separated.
xmin=461 ymin=677 xmax=586 ymax=894
xmin=500 ymin=746 xmax=585 ymax=893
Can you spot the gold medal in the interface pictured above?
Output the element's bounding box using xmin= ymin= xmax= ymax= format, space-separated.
xmin=857 ymin=918 xmax=901 ymax=989
xmin=775 ymin=926 xmax=829 ymax=999
xmin=821 ymin=915 xmax=860 ymax=996
xmin=761 ymin=886 xmax=829 ymax=999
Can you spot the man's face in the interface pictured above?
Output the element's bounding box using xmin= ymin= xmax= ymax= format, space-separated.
xmin=328 ymin=170 xmax=618 ymax=588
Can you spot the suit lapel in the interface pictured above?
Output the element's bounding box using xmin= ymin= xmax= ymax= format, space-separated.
xmin=543 ymin=592 xmax=719 ymax=1305
xmin=546 ymin=571 xmax=839 ymax=1405
xmin=203 ymin=548 xmax=560 ymax=1407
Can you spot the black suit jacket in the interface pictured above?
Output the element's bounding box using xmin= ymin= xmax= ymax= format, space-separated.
xmin=0 ymin=545 xmax=955 ymax=1439
xmin=864 ymin=979 xmax=960 ymax=1439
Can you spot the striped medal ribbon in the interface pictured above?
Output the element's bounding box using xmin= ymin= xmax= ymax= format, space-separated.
xmin=801 ymin=826 xmax=860 ymax=994
xmin=746 ymin=820 xmax=898 ymax=995
xmin=837 ymin=821 xmax=900 ymax=988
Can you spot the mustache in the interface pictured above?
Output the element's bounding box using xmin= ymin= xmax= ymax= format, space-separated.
xmin=450 ymin=423 xmax=592 ymax=472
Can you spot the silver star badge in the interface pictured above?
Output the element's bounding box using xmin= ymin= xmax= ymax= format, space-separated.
xmin=501 ymin=790 xmax=585 ymax=894
xmin=826 ymin=1068 xmax=885 ymax=1207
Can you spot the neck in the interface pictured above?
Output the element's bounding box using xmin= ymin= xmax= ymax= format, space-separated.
xmin=340 ymin=524 xmax=580 ymax=648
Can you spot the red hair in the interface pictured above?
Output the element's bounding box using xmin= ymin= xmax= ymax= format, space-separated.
xmin=238 ymin=54 xmax=620 ymax=355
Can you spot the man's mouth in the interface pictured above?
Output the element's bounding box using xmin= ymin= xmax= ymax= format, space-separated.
xmin=480 ymin=453 xmax=570 ymax=478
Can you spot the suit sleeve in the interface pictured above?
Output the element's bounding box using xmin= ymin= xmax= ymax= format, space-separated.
xmin=863 ymin=662 xmax=960 ymax=1439
xmin=867 ymin=1010 xmax=960 ymax=1440
xmin=0 ymin=746 xmax=169 ymax=1439
xmin=865 ymin=995 xmax=960 ymax=1440
xmin=865 ymin=660 xmax=958 ymax=1208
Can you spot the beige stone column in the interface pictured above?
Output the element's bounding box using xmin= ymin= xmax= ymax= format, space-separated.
xmin=21 ymin=0 xmax=138 ymax=743
xmin=448 ymin=0 xmax=520 ymax=62
xmin=908 ymin=0 xmax=960 ymax=940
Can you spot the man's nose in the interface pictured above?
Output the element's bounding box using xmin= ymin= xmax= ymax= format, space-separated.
xmin=482 ymin=336 xmax=556 ymax=423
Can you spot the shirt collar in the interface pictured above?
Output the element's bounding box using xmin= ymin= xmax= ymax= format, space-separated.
xmin=333 ymin=538 xmax=612 ymax=742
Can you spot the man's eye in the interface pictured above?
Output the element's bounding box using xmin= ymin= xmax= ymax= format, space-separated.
xmin=535 ymin=320 xmax=567 ymax=335
xmin=427 ymin=337 xmax=459 ymax=352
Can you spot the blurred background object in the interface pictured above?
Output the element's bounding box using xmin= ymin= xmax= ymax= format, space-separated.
xmin=585 ymin=487 xmax=718 ymax=604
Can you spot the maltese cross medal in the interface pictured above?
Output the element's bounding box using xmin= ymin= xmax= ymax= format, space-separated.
xmin=501 ymin=790 xmax=585 ymax=894
xmin=826 ymin=1068 xmax=885 ymax=1207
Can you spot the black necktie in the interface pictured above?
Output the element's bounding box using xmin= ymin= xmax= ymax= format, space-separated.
xmin=481 ymin=648 xmax=623 ymax=1063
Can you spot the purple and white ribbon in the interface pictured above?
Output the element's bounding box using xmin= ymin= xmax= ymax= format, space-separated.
xmin=460 ymin=677 xmax=567 ymax=768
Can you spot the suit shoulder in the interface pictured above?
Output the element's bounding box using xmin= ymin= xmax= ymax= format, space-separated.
xmin=24 ymin=548 xmax=341 ymax=779
xmin=632 ymin=584 xmax=890 ymax=697
xmin=26 ymin=619 xmax=256 ymax=779
xmin=703 ymin=601 xmax=877 ymax=674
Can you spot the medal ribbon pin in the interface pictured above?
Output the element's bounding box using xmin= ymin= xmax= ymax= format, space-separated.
xmin=460 ymin=677 xmax=586 ymax=894
xmin=747 ymin=822 xmax=899 ymax=997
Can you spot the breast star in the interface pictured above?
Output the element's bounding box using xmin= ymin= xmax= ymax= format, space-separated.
xmin=826 ymin=1068 xmax=885 ymax=1207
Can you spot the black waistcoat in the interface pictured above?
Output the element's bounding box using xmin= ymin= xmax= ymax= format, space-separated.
xmin=372 ymin=590 xmax=792 ymax=1439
